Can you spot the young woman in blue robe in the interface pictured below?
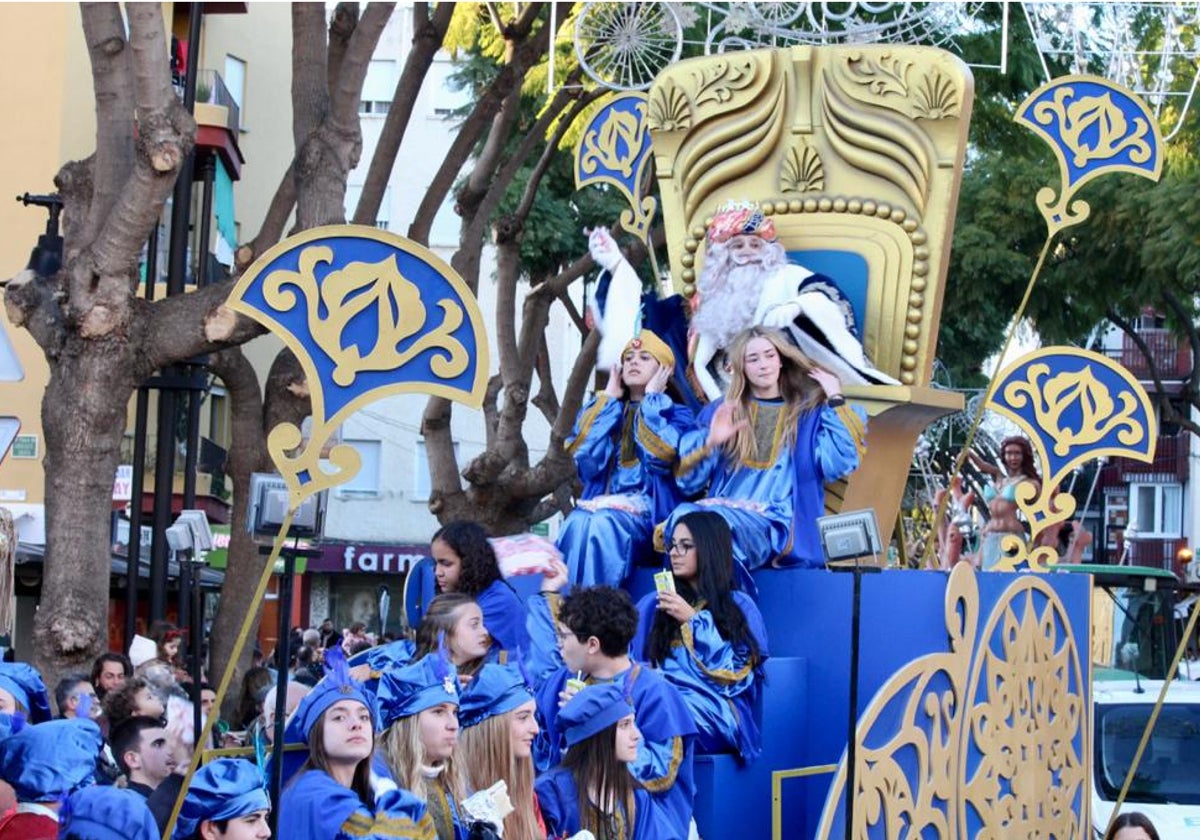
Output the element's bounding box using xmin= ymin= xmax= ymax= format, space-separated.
xmin=432 ymin=521 xmax=529 ymax=655
xmin=536 ymin=682 xmax=671 ymax=839
xmin=645 ymin=326 xmax=867 ymax=570
xmin=633 ymin=510 xmax=769 ymax=763
xmin=377 ymin=655 xmax=469 ymax=840
xmin=278 ymin=649 xmax=436 ymax=840
xmin=557 ymin=330 xmax=696 ymax=586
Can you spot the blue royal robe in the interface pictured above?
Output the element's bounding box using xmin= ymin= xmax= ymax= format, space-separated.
xmin=557 ymin=393 xmax=695 ymax=586
xmin=278 ymin=768 xmax=437 ymax=840
xmin=646 ymin=397 xmax=867 ymax=570
xmin=371 ymin=754 xmax=467 ymax=840
xmin=525 ymin=593 xmax=698 ymax=838
xmin=632 ymin=590 xmax=770 ymax=763
xmin=536 ymin=766 xmax=673 ymax=839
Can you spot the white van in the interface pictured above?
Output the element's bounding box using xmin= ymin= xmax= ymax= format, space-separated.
xmin=1091 ymin=679 xmax=1200 ymax=838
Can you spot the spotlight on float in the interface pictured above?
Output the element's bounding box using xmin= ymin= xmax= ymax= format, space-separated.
xmin=817 ymin=509 xmax=883 ymax=566
xmin=247 ymin=473 xmax=327 ymax=540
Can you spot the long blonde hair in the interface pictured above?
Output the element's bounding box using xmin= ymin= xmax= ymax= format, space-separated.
xmin=457 ymin=712 xmax=540 ymax=840
xmin=722 ymin=326 xmax=825 ymax=466
xmin=380 ymin=713 xmax=466 ymax=805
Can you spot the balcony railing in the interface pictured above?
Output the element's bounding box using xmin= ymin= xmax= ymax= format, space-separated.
xmin=1124 ymin=537 xmax=1190 ymax=576
xmin=1106 ymin=328 xmax=1192 ymax=381
xmin=188 ymin=69 xmax=240 ymax=133
xmin=1100 ymin=432 xmax=1190 ymax=484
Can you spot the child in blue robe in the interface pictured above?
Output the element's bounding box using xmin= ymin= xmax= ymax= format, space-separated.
xmin=557 ymin=330 xmax=695 ymax=586
xmin=526 ymin=580 xmax=698 ymax=838
xmin=646 ymin=326 xmax=867 ymax=570
xmin=536 ymin=681 xmax=672 ymax=839
xmin=633 ymin=510 xmax=769 ymax=762
xmin=173 ymin=757 xmax=270 ymax=839
xmin=278 ymin=647 xmax=436 ymax=840
xmin=432 ymin=521 xmax=530 ymax=655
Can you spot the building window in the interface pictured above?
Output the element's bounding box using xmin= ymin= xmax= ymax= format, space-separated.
xmin=345 ymin=185 xmax=390 ymax=230
xmin=358 ymin=100 xmax=392 ymax=116
xmin=208 ymin=386 xmax=229 ymax=447
xmin=1130 ymin=483 xmax=1182 ymax=538
xmin=414 ymin=439 xmax=457 ymax=501
xmin=0 ymin=417 xmax=18 ymax=461
xmin=337 ymin=439 xmax=382 ymax=496
xmin=224 ymin=55 xmax=246 ymax=118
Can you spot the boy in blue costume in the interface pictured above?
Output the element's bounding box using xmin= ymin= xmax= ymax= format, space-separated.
xmin=645 ymin=325 xmax=867 ymax=570
xmin=527 ymin=574 xmax=698 ymax=838
xmin=557 ymin=330 xmax=696 ymax=586
xmin=278 ymin=647 xmax=436 ymax=840
xmin=173 ymin=757 xmax=270 ymax=839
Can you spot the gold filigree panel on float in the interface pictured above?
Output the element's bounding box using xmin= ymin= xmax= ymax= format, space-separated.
xmin=815 ymin=563 xmax=1088 ymax=839
xmin=648 ymin=45 xmax=973 ymax=388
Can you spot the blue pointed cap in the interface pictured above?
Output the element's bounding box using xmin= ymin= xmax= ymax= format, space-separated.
xmin=286 ymin=643 xmax=379 ymax=744
xmin=173 ymin=758 xmax=270 ymax=839
xmin=0 ymin=717 xmax=102 ymax=801
xmin=377 ymin=654 xmax=459 ymax=727
xmin=0 ymin=662 xmax=50 ymax=723
xmin=61 ymin=786 xmax=159 ymax=840
xmin=558 ymin=681 xmax=634 ymax=747
xmin=457 ymin=663 xmax=533 ymax=729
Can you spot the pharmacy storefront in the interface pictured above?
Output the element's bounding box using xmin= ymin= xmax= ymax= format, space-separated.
xmin=304 ymin=542 xmax=428 ymax=637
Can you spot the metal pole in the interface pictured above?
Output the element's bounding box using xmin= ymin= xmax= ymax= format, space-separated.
xmin=268 ymin=550 xmax=296 ymax=833
xmin=150 ymin=3 xmax=202 ymax=623
xmin=191 ymin=555 xmax=204 ymax=746
xmin=125 ymin=222 xmax=159 ymax=647
xmin=843 ymin=564 xmax=863 ymax=840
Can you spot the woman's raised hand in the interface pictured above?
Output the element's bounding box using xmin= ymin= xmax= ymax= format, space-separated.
xmin=706 ymin=401 xmax=746 ymax=448
xmin=656 ymin=590 xmax=697 ymax=623
xmin=808 ymin=367 xmax=843 ymax=399
xmin=604 ymin=363 xmax=625 ymax=398
xmin=645 ymin=363 xmax=671 ymax=395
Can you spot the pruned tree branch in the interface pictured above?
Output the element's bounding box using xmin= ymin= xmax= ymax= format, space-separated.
xmin=79 ymin=2 xmax=134 ymax=251
xmin=237 ymin=161 xmax=296 ymax=269
xmin=327 ymin=2 xmax=360 ymax=99
xmin=329 ymin=3 xmax=395 ymax=132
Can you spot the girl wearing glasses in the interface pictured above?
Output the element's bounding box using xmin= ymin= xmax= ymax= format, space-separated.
xmin=645 ymin=325 xmax=867 ymax=571
xmin=632 ymin=510 xmax=769 ymax=762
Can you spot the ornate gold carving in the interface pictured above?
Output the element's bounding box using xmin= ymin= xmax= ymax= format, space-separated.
xmin=263 ymin=246 xmax=469 ymax=388
xmin=844 ymin=52 xmax=912 ymax=99
xmin=913 ymin=69 xmax=960 ymax=120
xmin=690 ymin=55 xmax=758 ymax=108
xmin=822 ymin=67 xmax=933 ymax=213
xmin=780 ymin=142 xmax=825 ymax=192
xmin=815 ymin=563 xmax=1087 ymax=838
xmin=1033 ymin=89 xmax=1153 ymax=169
xmin=647 ymin=81 xmax=691 ymax=132
xmin=1003 ymin=364 xmax=1144 ymax=457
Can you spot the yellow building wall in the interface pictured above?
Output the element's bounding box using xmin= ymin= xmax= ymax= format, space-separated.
xmin=0 ymin=4 xmax=92 ymax=507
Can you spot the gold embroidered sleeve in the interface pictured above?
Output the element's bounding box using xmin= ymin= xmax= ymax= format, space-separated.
xmin=566 ymin=394 xmax=612 ymax=456
xmin=834 ymin=404 xmax=868 ymax=459
xmin=679 ymin=619 xmax=756 ymax=685
xmin=638 ymin=736 xmax=685 ymax=792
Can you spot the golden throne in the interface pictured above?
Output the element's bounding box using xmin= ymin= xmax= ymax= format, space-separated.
xmin=647 ymin=45 xmax=974 ymax=550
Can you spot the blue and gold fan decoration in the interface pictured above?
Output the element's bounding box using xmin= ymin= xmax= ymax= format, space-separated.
xmin=227 ymin=225 xmax=489 ymax=510
xmin=985 ymin=348 xmax=1157 ymax=572
xmin=575 ymin=91 xmax=656 ymax=241
xmin=1015 ymin=75 xmax=1162 ymax=238
xmin=930 ymin=75 xmax=1165 ymax=570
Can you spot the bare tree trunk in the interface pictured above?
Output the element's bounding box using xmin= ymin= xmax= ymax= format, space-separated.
xmin=14 ymin=3 xmax=194 ymax=690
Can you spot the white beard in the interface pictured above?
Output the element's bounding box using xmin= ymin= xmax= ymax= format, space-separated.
xmin=690 ymin=262 xmax=772 ymax=348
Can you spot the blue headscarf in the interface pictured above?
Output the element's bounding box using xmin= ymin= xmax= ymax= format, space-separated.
xmin=457 ymin=663 xmax=533 ymax=730
xmin=0 ymin=717 xmax=102 ymax=801
xmin=173 ymin=758 xmax=270 ymax=839
xmin=558 ymin=680 xmax=635 ymax=747
xmin=59 ymin=786 xmax=160 ymax=840
xmin=285 ymin=643 xmax=379 ymax=745
xmin=0 ymin=662 xmax=51 ymax=723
